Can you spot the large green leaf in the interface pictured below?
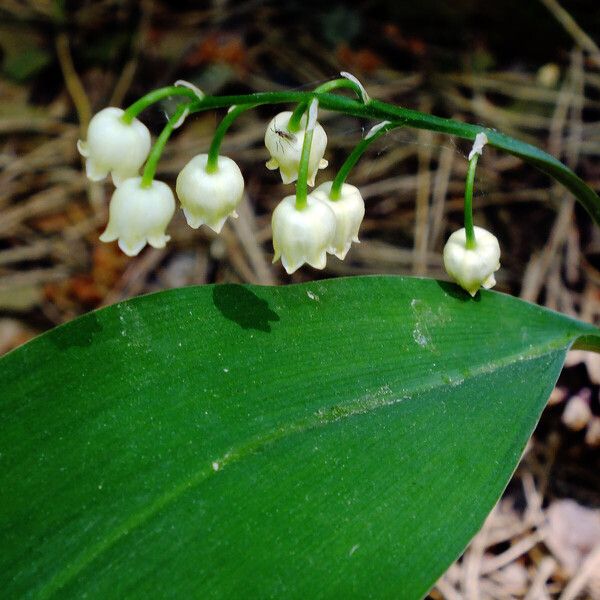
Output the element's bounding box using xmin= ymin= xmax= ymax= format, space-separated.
xmin=1 ymin=276 xmax=599 ymax=599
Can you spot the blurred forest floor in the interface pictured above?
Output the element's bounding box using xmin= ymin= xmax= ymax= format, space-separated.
xmin=1 ymin=0 xmax=600 ymax=597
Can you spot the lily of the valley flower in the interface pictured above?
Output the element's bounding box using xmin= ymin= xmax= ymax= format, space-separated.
xmin=176 ymin=154 xmax=245 ymax=233
xmin=313 ymin=181 xmax=365 ymax=260
xmin=443 ymin=226 xmax=500 ymax=296
xmin=272 ymin=195 xmax=336 ymax=274
xmin=77 ymin=107 xmax=151 ymax=185
xmin=99 ymin=177 xmax=175 ymax=256
xmin=264 ymin=111 xmax=328 ymax=186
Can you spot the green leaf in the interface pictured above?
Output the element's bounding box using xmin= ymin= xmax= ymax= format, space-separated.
xmin=1 ymin=276 xmax=598 ymax=599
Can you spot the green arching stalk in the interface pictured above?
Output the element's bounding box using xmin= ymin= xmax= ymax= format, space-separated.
xmin=464 ymin=154 xmax=479 ymax=249
xmin=295 ymin=127 xmax=314 ymax=210
xmin=122 ymin=86 xmax=600 ymax=225
xmin=288 ymin=78 xmax=365 ymax=132
xmin=206 ymin=105 xmax=255 ymax=173
xmin=141 ymin=104 xmax=190 ymax=188
xmin=314 ymin=78 xmax=367 ymax=98
xmin=122 ymin=86 xmax=199 ymax=123
xmin=330 ymin=121 xmax=402 ymax=200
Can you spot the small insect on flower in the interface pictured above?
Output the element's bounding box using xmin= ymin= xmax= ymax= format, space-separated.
xmin=270 ymin=117 xmax=297 ymax=153
xmin=264 ymin=111 xmax=328 ymax=186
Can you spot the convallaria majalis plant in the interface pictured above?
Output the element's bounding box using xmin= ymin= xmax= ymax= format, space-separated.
xmin=77 ymin=72 xmax=597 ymax=290
xmin=3 ymin=73 xmax=600 ymax=600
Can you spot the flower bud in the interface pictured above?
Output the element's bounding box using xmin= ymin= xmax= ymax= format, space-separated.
xmin=443 ymin=226 xmax=500 ymax=296
xmin=176 ymin=154 xmax=244 ymax=233
xmin=313 ymin=181 xmax=365 ymax=260
xmin=264 ymin=111 xmax=328 ymax=186
xmin=77 ymin=107 xmax=151 ymax=185
xmin=272 ymin=195 xmax=336 ymax=274
xmin=99 ymin=177 xmax=175 ymax=256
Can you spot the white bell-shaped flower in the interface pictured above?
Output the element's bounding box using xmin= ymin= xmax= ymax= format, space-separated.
xmin=264 ymin=111 xmax=328 ymax=186
xmin=313 ymin=181 xmax=365 ymax=260
xmin=272 ymin=194 xmax=336 ymax=274
xmin=77 ymin=107 xmax=151 ymax=185
xmin=99 ymin=177 xmax=175 ymax=256
xmin=443 ymin=226 xmax=500 ymax=296
xmin=176 ymin=154 xmax=244 ymax=233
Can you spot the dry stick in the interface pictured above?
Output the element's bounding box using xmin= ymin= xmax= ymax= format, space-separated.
xmin=537 ymin=0 xmax=600 ymax=69
xmin=479 ymin=530 xmax=545 ymax=575
xmin=524 ymin=557 xmax=557 ymax=600
xmin=101 ymin=249 xmax=168 ymax=307
xmin=55 ymin=32 xmax=104 ymax=215
xmin=0 ymin=182 xmax=86 ymax=236
xmin=230 ymin=195 xmax=276 ymax=286
xmin=109 ymin=0 xmax=152 ymax=106
xmin=413 ymin=98 xmax=433 ymax=275
xmin=429 ymin=143 xmax=455 ymax=251
xmin=521 ymin=49 xmax=584 ymax=303
xmin=0 ymin=132 xmax=78 ymax=191
xmin=463 ymin=512 xmax=492 ymax=600
xmin=220 ymin=225 xmax=260 ymax=283
xmin=55 ymin=33 xmax=91 ymax=134
xmin=559 ymin=544 xmax=600 ymax=600
xmin=433 ymin=576 xmax=463 ymax=600
xmin=521 ymin=470 xmax=545 ymax=528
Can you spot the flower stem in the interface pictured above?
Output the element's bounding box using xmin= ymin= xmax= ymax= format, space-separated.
xmin=464 ymin=154 xmax=479 ymax=249
xmin=288 ymin=101 xmax=309 ymax=133
xmin=141 ymin=104 xmax=190 ymax=188
xmin=295 ymin=127 xmax=314 ymax=210
xmin=122 ymin=86 xmax=198 ymax=123
xmin=287 ymin=78 xmax=365 ymax=133
xmin=206 ymin=105 xmax=254 ymax=173
xmin=117 ymin=86 xmax=600 ymax=226
xmin=330 ymin=121 xmax=401 ymax=200
xmin=314 ymin=78 xmax=366 ymax=100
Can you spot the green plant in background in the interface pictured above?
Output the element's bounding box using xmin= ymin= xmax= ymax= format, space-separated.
xmin=2 ymin=74 xmax=600 ymax=599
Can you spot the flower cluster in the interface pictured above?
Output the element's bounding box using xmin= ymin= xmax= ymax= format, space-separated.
xmin=79 ymin=79 xmax=501 ymax=296
xmin=80 ymin=99 xmax=366 ymax=275
xmin=78 ymin=106 xmax=245 ymax=256
xmin=264 ymin=106 xmax=366 ymax=274
xmin=264 ymin=111 xmax=328 ymax=186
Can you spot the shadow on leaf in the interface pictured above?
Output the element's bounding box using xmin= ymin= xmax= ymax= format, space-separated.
xmin=212 ymin=284 xmax=280 ymax=333
xmin=48 ymin=312 xmax=104 ymax=350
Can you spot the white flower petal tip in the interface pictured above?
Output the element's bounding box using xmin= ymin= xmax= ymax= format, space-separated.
xmin=340 ymin=71 xmax=370 ymax=103
xmin=78 ymin=107 xmax=151 ymax=184
xmin=176 ymin=154 xmax=244 ymax=233
xmin=313 ymin=181 xmax=365 ymax=260
xmin=174 ymin=79 xmax=205 ymax=99
xmin=468 ymin=132 xmax=489 ymax=161
xmin=85 ymin=159 xmax=109 ymax=182
xmin=271 ymin=194 xmax=336 ymax=274
xmin=76 ymin=139 xmax=89 ymax=157
xmin=264 ymin=111 xmax=328 ymax=186
xmin=100 ymin=177 xmax=175 ymax=257
xmin=443 ymin=226 xmax=500 ymax=297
